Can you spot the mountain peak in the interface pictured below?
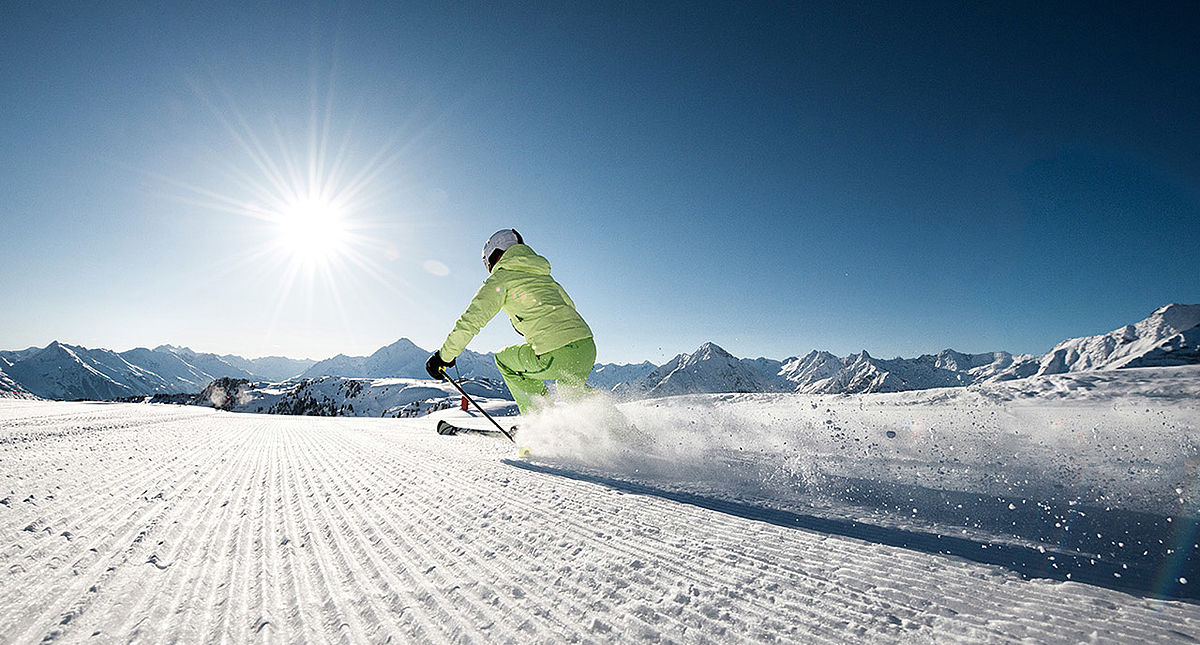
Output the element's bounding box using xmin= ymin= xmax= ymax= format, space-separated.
xmin=1147 ymin=303 xmax=1200 ymax=331
xmin=695 ymin=342 xmax=732 ymax=358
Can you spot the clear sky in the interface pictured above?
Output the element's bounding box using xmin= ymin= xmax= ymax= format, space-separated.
xmin=2 ymin=2 xmax=1197 ymax=364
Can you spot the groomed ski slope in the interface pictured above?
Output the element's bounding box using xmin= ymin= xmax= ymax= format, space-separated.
xmin=2 ymin=368 xmax=1199 ymax=644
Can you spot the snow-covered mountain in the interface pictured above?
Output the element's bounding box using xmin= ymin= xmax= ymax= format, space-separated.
xmin=0 ymin=366 xmax=35 ymax=399
xmin=587 ymin=361 xmax=658 ymax=390
xmin=0 ymin=347 xmax=41 ymax=367
xmin=627 ymin=305 xmax=1198 ymax=397
xmin=6 ymin=303 xmax=1194 ymax=402
xmin=116 ymin=346 xmax=246 ymax=393
xmin=219 ymin=354 xmax=316 ymax=381
xmin=302 ymin=338 xmax=502 ymax=381
xmin=0 ymin=337 xmax=504 ymax=402
xmin=5 ymin=341 xmax=172 ymax=400
xmin=144 ymin=345 xmax=255 ymax=381
xmin=4 ymin=343 xmax=301 ymax=400
xmin=632 ymin=342 xmax=782 ymax=397
xmin=1037 ymin=303 xmax=1200 ymax=374
xmin=781 ymin=349 xmax=1041 ymax=394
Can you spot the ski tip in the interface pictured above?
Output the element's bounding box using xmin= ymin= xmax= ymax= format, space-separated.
xmin=436 ymin=419 xmax=458 ymax=435
xmin=517 ymin=446 xmax=532 ymax=458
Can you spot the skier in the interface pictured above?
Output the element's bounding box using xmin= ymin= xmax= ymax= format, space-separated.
xmin=425 ymin=229 xmax=596 ymax=416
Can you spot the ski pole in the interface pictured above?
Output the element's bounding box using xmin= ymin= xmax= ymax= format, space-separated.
xmin=442 ymin=372 xmax=515 ymax=443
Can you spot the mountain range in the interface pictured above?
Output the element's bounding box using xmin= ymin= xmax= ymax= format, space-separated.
xmin=299 ymin=338 xmax=503 ymax=382
xmin=1 ymin=303 xmax=1196 ymax=401
xmin=627 ymin=304 xmax=1199 ymax=396
xmin=0 ymin=343 xmax=314 ymax=400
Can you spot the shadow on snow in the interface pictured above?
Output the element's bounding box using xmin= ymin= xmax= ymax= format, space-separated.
xmin=503 ymin=459 xmax=1200 ymax=603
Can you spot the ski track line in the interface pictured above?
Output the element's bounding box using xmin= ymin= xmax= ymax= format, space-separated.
xmin=306 ymin=421 xmax=596 ymax=644
xmin=596 ymin=489 xmax=1015 ymax=642
xmin=562 ymin=456 xmax=1172 ymax=640
xmin=2 ymin=411 xmax=230 ymax=642
xmin=472 ymin=460 xmax=864 ymax=643
xmin=297 ymin=419 xmax=544 ymax=643
xmin=0 ymin=423 xmax=169 ymax=562
xmin=113 ymin=418 xmax=267 ymax=643
xmin=289 ymin=420 xmax=397 ymax=644
xmin=162 ymin=419 xmax=264 ymax=644
xmin=288 ymin=421 xmax=427 ymax=644
xmin=0 ymin=409 xmax=209 ymax=537
xmin=281 ymin=424 xmax=393 ymax=644
xmin=351 ymin=430 xmax=772 ymax=644
xmin=444 ymin=476 xmax=770 ymax=642
xmin=291 ymin=423 xmax=493 ymax=644
xmin=362 ymin=428 xmax=929 ymax=643
xmin=0 ymin=409 xmax=211 ymax=445
xmin=456 ymin=437 xmax=1199 ymax=643
xmin=259 ymin=429 xmax=312 ymax=643
xmin=140 ymin=420 xmax=267 ymax=644
xmin=37 ymin=413 xmax=252 ymax=642
xmin=335 ymin=426 xmax=689 ymax=643
xmin=513 ymin=463 xmax=1158 ymax=644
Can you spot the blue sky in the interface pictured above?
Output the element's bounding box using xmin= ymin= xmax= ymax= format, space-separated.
xmin=1 ymin=2 xmax=1197 ymax=364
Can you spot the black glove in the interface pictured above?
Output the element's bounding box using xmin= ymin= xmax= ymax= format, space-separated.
xmin=425 ymin=351 xmax=455 ymax=381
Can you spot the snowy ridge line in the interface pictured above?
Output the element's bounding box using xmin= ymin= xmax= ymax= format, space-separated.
xmin=506 ymin=461 xmax=1179 ymax=602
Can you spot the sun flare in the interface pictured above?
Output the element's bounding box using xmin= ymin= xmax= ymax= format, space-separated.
xmin=276 ymin=197 xmax=348 ymax=263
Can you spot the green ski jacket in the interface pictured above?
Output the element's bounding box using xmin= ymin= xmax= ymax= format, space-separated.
xmin=439 ymin=244 xmax=592 ymax=361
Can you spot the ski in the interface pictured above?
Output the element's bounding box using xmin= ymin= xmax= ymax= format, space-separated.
xmin=436 ymin=419 xmax=515 ymax=438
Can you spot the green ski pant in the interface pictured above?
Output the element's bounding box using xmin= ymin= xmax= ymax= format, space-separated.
xmin=495 ymin=337 xmax=596 ymax=414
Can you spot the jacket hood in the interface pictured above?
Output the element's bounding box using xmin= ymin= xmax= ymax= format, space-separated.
xmin=493 ymin=244 xmax=551 ymax=275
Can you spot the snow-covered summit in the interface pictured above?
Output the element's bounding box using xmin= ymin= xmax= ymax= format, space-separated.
xmin=634 ymin=342 xmax=782 ymax=397
xmin=1038 ymin=303 xmax=1200 ymax=375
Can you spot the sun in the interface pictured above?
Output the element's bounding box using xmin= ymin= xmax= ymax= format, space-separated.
xmin=276 ymin=196 xmax=348 ymax=263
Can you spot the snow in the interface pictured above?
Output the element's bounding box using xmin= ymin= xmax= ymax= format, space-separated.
xmin=300 ymin=338 xmax=501 ymax=382
xmin=588 ymin=361 xmax=658 ymax=389
xmin=630 ymin=305 xmax=1199 ymax=397
xmin=1038 ymin=303 xmax=1200 ymax=375
xmin=2 ymin=365 xmax=1197 ymax=641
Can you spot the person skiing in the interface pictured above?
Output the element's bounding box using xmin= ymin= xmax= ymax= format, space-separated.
xmin=425 ymin=229 xmax=596 ymax=416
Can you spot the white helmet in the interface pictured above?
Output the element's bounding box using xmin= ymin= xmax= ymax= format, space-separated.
xmin=482 ymin=229 xmax=523 ymax=271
